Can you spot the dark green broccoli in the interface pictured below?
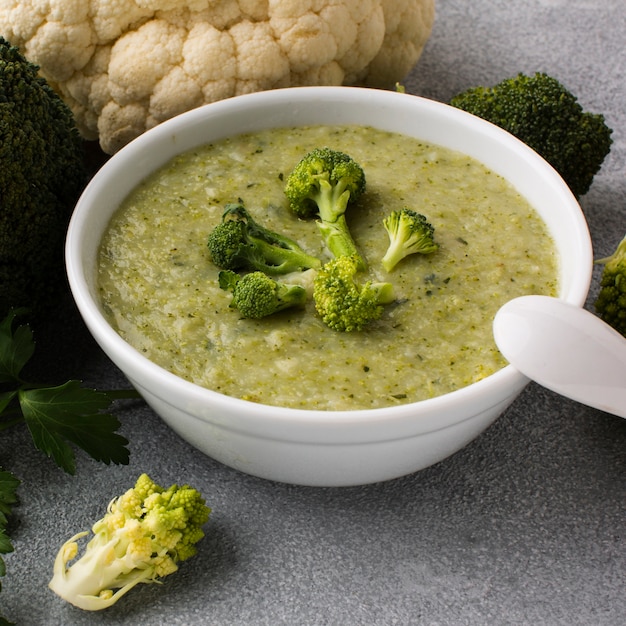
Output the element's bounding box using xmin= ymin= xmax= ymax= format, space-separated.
xmin=207 ymin=202 xmax=321 ymax=275
xmin=218 ymin=270 xmax=308 ymax=319
xmin=381 ymin=208 xmax=438 ymax=272
xmin=450 ymin=72 xmax=613 ymax=198
xmin=312 ymin=255 xmax=395 ymax=332
xmin=594 ymin=235 xmax=626 ymax=337
xmin=0 ymin=38 xmax=87 ymax=320
xmin=284 ymin=147 xmax=367 ymax=269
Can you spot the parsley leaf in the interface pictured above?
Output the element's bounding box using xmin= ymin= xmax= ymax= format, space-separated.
xmin=0 ymin=469 xmax=20 ymax=596
xmin=0 ymin=392 xmax=16 ymax=416
xmin=0 ymin=310 xmax=34 ymax=384
xmin=19 ymin=382 xmax=130 ymax=474
xmin=0 ymin=310 xmax=133 ymax=473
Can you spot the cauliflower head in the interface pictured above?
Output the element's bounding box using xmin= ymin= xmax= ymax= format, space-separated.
xmin=0 ymin=0 xmax=435 ymax=153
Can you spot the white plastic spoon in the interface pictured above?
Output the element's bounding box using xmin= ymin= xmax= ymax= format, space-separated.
xmin=493 ymin=294 xmax=626 ymax=418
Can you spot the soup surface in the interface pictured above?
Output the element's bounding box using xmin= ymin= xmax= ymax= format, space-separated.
xmin=98 ymin=125 xmax=558 ymax=410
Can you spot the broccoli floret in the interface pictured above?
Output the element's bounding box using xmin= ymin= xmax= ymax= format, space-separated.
xmin=594 ymin=235 xmax=626 ymax=337
xmin=207 ymin=202 xmax=321 ymax=274
xmin=48 ymin=473 xmax=210 ymax=611
xmin=381 ymin=208 xmax=438 ymax=272
xmin=312 ymin=255 xmax=395 ymax=332
xmin=284 ymin=147 xmax=367 ymax=269
xmin=219 ymin=270 xmax=308 ymax=319
xmin=450 ymin=72 xmax=613 ymax=198
xmin=0 ymin=38 xmax=87 ymax=320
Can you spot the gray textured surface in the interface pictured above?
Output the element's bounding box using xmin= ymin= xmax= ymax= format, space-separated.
xmin=2 ymin=1 xmax=625 ymax=624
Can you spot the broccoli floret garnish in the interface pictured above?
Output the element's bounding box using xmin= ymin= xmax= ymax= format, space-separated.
xmin=219 ymin=270 xmax=308 ymax=319
xmin=312 ymin=255 xmax=395 ymax=332
xmin=284 ymin=147 xmax=367 ymax=269
xmin=207 ymin=202 xmax=321 ymax=275
xmin=594 ymin=235 xmax=626 ymax=337
xmin=450 ymin=72 xmax=613 ymax=198
xmin=0 ymin=38 xmax=87 ymax=320
xmin=48 ymin=473 xmax=210 ymax=611
xmin=381 ymin=208 xmax=438 ymax=272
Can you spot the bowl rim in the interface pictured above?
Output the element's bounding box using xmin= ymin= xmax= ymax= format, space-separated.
xmin=66 ymin=86 xmax=593 ymax=436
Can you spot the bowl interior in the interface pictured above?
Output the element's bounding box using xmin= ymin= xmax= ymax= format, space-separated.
xmin=66 ymin=86 xmax=592 ymax=429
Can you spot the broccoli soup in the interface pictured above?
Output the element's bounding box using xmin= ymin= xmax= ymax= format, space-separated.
xmin=98 ymin=125 xmax=558 ymax=410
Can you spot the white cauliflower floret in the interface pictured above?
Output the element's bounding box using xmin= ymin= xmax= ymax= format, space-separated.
xmin=0 ymin=0 xmax=435 ymax=153
xmin=364 ymin=0 xmax=436 ymax=86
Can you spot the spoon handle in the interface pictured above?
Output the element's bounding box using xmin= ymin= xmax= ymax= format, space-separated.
xmin=493 ymin=295 xmax=626 ymax=419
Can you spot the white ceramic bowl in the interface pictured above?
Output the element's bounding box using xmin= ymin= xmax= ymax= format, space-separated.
xmin=66 ymin=87 xmax=592 ymax=487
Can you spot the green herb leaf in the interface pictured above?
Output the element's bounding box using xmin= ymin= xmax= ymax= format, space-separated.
xmin=0 ymin=469 xmax=20 ymax=600
xmin=0 ymin=530 xmax=12 ymax=559
xmin=19 ymin=382 xmax=130 ymax=474
xmin=0 ymin=471 xmax=19 ymax=521
xmin=0 ymin=310 xmax=34 ymax=384
xmin=0 ymin=392 xmax=17 ymax=418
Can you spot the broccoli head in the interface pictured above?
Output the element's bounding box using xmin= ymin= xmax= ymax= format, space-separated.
xmin=0 ymin=38 xmax=87 ymax=320
xmin=450 ymin=72 xmax=613 ymax=198
xmin=207 ymin=202 xmax=321 ymax=274
xmin=284 ymin=147 xmax=367 ymax=269
xmin=313 ymin=255 xmax=395 ymax=332
xmin=48 ymin=473 xmax=210 ymax=611
xmin=594 ymin=235 xmax=626 ymax=337
xmin=219 ymin=270 xmax=308 ymax=319
xmin=381 ymin=208 xmax=438 ymax=272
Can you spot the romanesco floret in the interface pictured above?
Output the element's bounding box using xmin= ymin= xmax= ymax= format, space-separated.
xmin=0 ymin=38 xmax=87 ymax=320
xmin=313 ymin=255 xmax=395 ymax=332
xmin=381 ymin=208 xmax=438 ymax=272
xmin=219 ymin=270 xmax=308 ymax=319
xmin=207 ymin=202 xmax=321 ymax=274
xmin=450 ymin=72 xmax=613 ymax=198
xmin=48 ymin=473 xmax=210 ymax=611
xmin=594 ymin=235 xmax=626 ymax=337
xmin=284 ymin=147 xmax=367 ymax=269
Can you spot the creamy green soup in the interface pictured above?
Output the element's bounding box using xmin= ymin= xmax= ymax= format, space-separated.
xmin=98 ymin=125 xmax=558 ymax=410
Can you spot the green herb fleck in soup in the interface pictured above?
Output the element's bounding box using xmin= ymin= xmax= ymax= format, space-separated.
xmin=98 ymin=125 xmax=558 ymax=410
